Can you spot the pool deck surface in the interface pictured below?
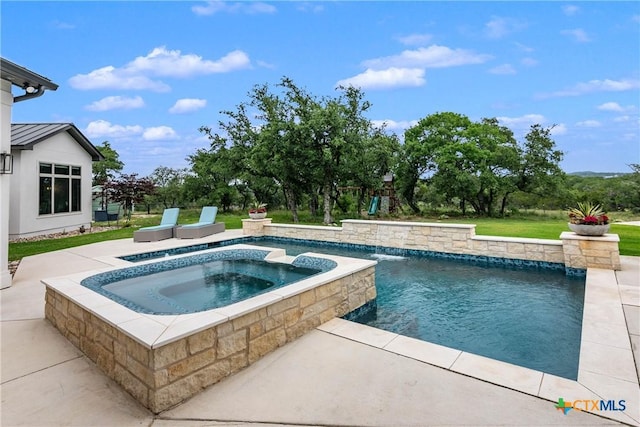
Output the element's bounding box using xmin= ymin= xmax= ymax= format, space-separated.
xmin=2 ymin=229 xmax=639 ymax=426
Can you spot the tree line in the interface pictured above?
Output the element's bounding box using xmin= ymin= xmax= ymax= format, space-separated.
xmin=93 ymin=77 xmax=640 ymax=222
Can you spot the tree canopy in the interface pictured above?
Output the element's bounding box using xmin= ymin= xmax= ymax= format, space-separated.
xmin=397 ymin=112 xmax=565 ymax=216
xmin=95 ymin=78 xmax=626 ymax=220
xmin=104 ymin=174 xmax=155 ymax=223
xmin=93 ymin=141 xmax=124 ymax=186
xmin=193 ymin=77 xmax=398 ymax=223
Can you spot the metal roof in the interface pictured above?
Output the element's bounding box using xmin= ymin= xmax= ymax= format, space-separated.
xmin=11 ymin=123 xmax=104 ymax=161
xmin=1 ymin=57 xmax=59 ymax=91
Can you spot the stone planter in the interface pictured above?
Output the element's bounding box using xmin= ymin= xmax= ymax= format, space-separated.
xmin=568 ymin=223 xmax=610 ymax=236
xmin=249 ymin=211 xmax=267 ymax=219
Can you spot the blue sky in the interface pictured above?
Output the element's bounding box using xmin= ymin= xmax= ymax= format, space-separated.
xmin=3 ymin=1 xmax=639 ymax=176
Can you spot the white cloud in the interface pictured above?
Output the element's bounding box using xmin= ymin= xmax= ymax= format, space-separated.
xmin=539 ymin=78 xmax=640 ymax=98
xmin=256 ymin=60 xmax=276 ymax=69
xmin=496 ymin=117 xmax=570 ymax=138
xmin=169 ymin=98 xmax=207 ymax=114
xmin=336 ymin=68 xmax=425 ymax=90
xmin=84 ymin=120 xmax=178 ymax=141
xmin=396 ymin=33 xmax=433 ymax=46
xmin=296 ymin=2 xmax=324 ymax=13
xmin=497 ymin=114 xmax=546 ymax=130
xmin=484 ymin=16 xmax=526 ymax=39
xmin=598 ymin=102 xmax=624 ymax=112
xmin=69 ymin=46 xmax=250 ymax=91
xmin=576 ymin=120 xmax=602 ymax=128
xmin=69 ymin=66 xmax=171 ymax=92
xmin=127 ymin=47 xmax=250 ymax=78
xmin=362 ymin=45 xmax=492 ymax=69
xmin=521 ymin=57 xmax=538 ymax=67
xmin=85 ymin=95 xmax=145 ymax=111
xmin=614 ymin=115 xmax=632 ymax=123
xmin=561 ymin=28 xmax=591 ymax=42
xmin=371 ymin=119 xmax=419 ymax=131
xmin=192 ymin=1 xmax=276 ymax=15
xmin=143 ymin=126 xmax=178 ymax=140
xmin=192 ymin=1 xmax=225 ymax=15
xmin=84 ymin=120 xmax=144 ymax=138
xmin=597 ymin=102 xmax=636 ymax=113
xmin=489 ymin=64 xmax=516 ymax=75
xmin=562 ymin=5 xmax=580 ymax=16
xmin=514 ymin=42 xmax=534 ymax=53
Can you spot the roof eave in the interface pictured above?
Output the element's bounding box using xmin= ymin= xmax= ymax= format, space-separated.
xmin=0 ymin=58 xmax=58 ymax=100
xmin=67 ymin=125 xmax=105 ymax=161
xmin=10 ymin=123 xmax=105 ymax=162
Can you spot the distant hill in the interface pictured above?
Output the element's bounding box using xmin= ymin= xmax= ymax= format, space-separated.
xmin=568 ymin=171 xmax=630 ymax=178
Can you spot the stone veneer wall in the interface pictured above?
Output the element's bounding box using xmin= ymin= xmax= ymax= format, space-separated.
xmin=244 ymin=219 xmax=621 ymax=270
xmin=45 ymin=266 xmax=375 ymax=413
xmin=262 ymin=220 xmax=566 ymax=264
xmin=560 ymin=232 xmax=621 ymax=270
xmin=241 ymin=218 xmax=273 ymax=236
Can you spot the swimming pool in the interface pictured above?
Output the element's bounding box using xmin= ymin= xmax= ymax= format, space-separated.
xmin=247 ymin=238 xmax=585 ymax=380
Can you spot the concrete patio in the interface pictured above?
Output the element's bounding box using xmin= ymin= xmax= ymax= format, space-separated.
xmin=2 ymin=230 xmax=639 ymax=426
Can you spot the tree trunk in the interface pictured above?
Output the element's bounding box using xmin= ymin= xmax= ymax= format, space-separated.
xmin=407 ymin=198 xmax=420 ymax=214
xmin=357 ymin=188 xmax=366 ymax=215
xmin=487 ymin=189 xmax=496 ymax=217
xmin=322 ymin=181 xmax=332 ymax=224
xmin=309 ymin=194 xmax=318 ymax=217
xmin=334 ymin=190 xmax=349 ymax=213
xmin=402 ymin=175 xmax=420 ymax=214
xmin=284 ymin=187 xmax=299 ymax=223
xmin=500 ymin=193 xmax=510 ymax=216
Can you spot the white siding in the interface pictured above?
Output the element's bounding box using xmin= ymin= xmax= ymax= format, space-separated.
xmin=9 ymin=132 xmax=93 ymax=238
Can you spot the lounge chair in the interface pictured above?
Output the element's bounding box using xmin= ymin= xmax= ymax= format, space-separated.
xmin=133 ymin=208 xmax=180 ymax=242
xmin=175 ymin=206 xmax=225 ymax=239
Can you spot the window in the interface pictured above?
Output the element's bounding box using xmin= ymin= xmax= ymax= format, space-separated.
xmin=39 ymin=163 xmax=82 ymax=215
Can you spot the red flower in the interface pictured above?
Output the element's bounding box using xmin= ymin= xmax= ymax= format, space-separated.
xmin=599 ymin=214 xmax=609 ymax=224
xmin=582 ymin=215 xmax=599 ymax=225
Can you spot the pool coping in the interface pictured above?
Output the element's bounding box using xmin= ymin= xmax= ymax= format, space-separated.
xmin=41 ymin=244 xmax=377 ymax=349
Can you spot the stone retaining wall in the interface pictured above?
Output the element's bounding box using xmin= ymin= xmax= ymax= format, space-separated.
xmin=45 ymin=265 xmax=375 ymax=413
xmin=245 ymin=219 xmax=620 ymax=271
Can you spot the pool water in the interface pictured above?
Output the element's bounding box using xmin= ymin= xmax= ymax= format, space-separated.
xmin=250 ymin=239 xmax=585 ymax=379
xmin=101 ymin=259 xmax=321 ymax=314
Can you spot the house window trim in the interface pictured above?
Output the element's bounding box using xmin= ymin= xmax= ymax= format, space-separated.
xmin=38 ymin=162 xmax=82 ymax=216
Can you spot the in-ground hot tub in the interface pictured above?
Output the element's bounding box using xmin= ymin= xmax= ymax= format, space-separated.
xmin=43 ymin=244 xmax=376 ymax=413
xmin=81 ymin=248 xmax=335 ymax=314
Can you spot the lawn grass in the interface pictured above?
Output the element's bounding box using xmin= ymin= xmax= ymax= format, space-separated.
xmin=8 ymin=211 xmax=243 ymax=261
xmin=8 ymin=208 xmax=640 ymax=261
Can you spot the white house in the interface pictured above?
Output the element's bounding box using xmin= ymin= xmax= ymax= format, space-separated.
xmin=1 ymin=58 xmax=59 ymax=288
xmin=10 ymin=123 xmax=103 ymax=239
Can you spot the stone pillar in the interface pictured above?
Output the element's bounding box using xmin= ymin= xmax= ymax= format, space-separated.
xmin=560 ymin=232 xmax=621 ymax=270
xmin=241 ymin=218 xmax=272 ymax=236
xmin=0 ymin=80 xmax=13 ymax=288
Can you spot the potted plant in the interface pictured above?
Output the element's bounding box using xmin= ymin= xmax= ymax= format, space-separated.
xmin=567 ymin=202 xmax=610 ymax=236
xmin=248 ymin=202 xmax=267 ymax=219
